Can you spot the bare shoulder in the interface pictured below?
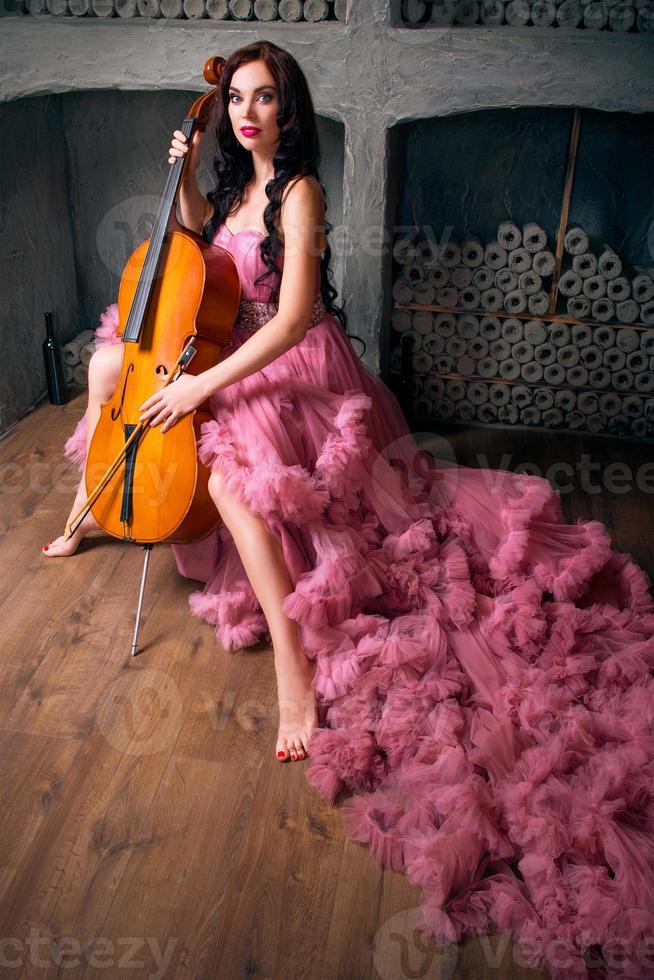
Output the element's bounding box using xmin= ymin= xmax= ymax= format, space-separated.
xmin=279 ymin=175 xmax=326 ymax=250
xmin=281 ymin=174 xmax=324 ymax=213
xmin=282 ymin=172 xmax=321 ymax=197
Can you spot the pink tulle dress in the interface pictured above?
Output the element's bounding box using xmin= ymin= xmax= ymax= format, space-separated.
xmin=64 ymin=223 xmax=654 ymax=979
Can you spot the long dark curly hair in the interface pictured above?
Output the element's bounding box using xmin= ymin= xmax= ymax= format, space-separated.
xmin=201 ymin=40 xmax=365 ymax=357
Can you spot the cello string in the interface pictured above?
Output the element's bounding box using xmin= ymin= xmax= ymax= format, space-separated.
xmin=126 ymin=119 xmax=196 ymax=344
xmin=137 ymin=130 xmax=188 ymax=305
xmin=127 ymin=166 xmax=177 ymax=342
xmin=124 ymin=164 xmax=177 ymax=341
xmin=138 ymin=117 xmax=195 ymax=318
xmin=66 ymin=338 xmax=195 ymax=539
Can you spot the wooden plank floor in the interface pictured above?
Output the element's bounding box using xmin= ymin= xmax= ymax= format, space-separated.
xmin=0 ymin=388 xmax=651 ymax=980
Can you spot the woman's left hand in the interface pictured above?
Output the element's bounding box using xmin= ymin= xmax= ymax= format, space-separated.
xmin=139 ymin=373 xmax=207 ymax=433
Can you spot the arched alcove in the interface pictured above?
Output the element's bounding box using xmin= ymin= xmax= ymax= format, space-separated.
xmin=0 ymin=89 xmax=344 ymax=432
xmin=388 ymin=105 xmax=654 ymax=440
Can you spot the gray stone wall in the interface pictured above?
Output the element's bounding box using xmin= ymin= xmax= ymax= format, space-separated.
xmin=0 ymin=95 xmax=78 ymax=432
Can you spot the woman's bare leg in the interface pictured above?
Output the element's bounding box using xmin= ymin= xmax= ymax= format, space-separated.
xmin=208 ymin=470 xmax=318 ymax=763
xmin=43 ymin=345 xmax=123 ymax=557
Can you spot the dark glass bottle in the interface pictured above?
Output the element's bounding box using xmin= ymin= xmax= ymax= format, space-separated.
xmin=42 ymin=311 xmax=69 ymax=405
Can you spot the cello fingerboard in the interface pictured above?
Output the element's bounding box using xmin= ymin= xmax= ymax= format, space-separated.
xmin=122 ymin=115 xmax=196 ymax=345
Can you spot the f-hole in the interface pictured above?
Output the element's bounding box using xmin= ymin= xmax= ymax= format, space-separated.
xmin=111 ymin=362 xmax=134 ymax=421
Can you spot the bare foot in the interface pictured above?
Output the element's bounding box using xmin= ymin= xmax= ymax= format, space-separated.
xmin=42 ymin=506 xmax=102 ymax=557
xmin=274 ymin=646 xmax=318 ymax=762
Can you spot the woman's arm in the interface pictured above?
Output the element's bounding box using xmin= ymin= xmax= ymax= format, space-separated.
xmin=179 ymin=173 xmax=211 ymax=235
xmin=139 ymin=176 xmax=325 ymax=430
xmin=196 ymin=175 xmax=324 ymax=397
xmin=172 ymin=130 xmax=211 ymax=234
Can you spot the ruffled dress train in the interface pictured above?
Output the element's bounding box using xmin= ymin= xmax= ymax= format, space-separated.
xmin=63 ymin=224 xmax=654 ymax=980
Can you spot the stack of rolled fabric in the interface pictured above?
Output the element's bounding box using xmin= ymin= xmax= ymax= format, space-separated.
xmin=62 ymin=329 xmax=96 ymax=386
xmin=389 ymin=223 xmax=654 ymax=440
xmin=562 ymin=225 xmax=654 ymax=325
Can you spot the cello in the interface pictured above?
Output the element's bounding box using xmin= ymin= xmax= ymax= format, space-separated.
xmin=65 ymin=56 xmax=241 ymax=655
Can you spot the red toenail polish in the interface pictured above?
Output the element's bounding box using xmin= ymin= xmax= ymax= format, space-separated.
xmin=43 ymin=545 xmax=49 ymax=551
xmin=291 ymin=753 xmax=297 ymax=759
xmin=277 ymin=751 xmax=285 ymax=758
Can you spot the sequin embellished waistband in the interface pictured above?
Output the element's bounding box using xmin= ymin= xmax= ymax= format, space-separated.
xmin=234 ymin=295 xmax=327 ymax=337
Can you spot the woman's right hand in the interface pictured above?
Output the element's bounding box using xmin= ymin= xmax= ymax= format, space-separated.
xmin=167 ymin=128 xmax=204 ymax=174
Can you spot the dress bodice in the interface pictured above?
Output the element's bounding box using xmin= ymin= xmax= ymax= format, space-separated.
xmin=212 ymin=222 xmax=326 ymax=337
xmin=212 ymin=222 xmax=321 ymax=303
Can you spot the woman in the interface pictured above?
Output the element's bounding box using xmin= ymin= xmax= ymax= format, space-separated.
xmin=44 ymin=41 xmax=654 ymax=977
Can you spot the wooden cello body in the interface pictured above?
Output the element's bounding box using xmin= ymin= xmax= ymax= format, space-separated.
xmin=79 ymin=58 xmax=240 ymax=546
